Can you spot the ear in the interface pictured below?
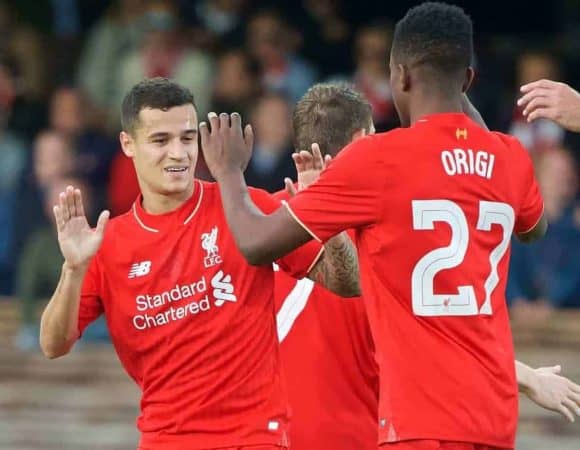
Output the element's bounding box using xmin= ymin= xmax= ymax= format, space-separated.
xmin=120 ymin=131 xmax=135 ymax=158
xmin=462 ymin=67 xmax=475 ymax=93
xmin=399 ymin=64 xmax=411 ymax=92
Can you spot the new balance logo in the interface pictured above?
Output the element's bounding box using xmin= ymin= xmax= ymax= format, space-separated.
xmin=128 ymin=261 xmax=152 ymax=279
xmin=211 ymin=270 xmax=236 ymax=307
xmin=202 ymin=226 xmax=222 ymax=268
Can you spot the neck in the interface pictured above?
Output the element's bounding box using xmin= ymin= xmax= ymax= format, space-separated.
xmin=409 ymin=86 xmax=464 ymax=126
xmin=141 ymin=183 xmax=194 ymax=215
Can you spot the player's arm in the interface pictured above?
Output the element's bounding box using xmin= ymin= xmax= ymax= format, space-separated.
xmin=200 ymin=113 xmax=315 ymax=265
xmin=516 ymin=360 xmax=580 ymax=422
xmin=40 ymin=186 xmax=109 ymax=359
xmin=515 ymin=214 xmax=548 ymax=243
xmin=284 ymin=146 xmax=360 ymax=297
xmin=218 ymin=170 xmax=313 ymax=264
xmin=40 ymin=264 xmax=89 ymax=358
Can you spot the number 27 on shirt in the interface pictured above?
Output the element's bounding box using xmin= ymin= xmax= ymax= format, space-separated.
xmin=411 ymin=199 xmax=514 ymax=317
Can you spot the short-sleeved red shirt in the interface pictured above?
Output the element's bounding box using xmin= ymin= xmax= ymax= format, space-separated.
xmin=285 ymin=113 xmax=544 ymax=448
xmin=79 ymin=180 xmax=323 ymax=450
xmin=273 ymin=190 xmax=379 ymax=450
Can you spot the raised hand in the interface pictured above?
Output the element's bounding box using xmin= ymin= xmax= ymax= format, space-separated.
xmin=52 ymin=186 xmax=109 ymax=270
xmin=284 ymin=143 xmax=332 ymax=197
xmin=518 ymin=79 xmax=580 ymax=132
xmin=200 ymin=112 xmax=254 ymax=181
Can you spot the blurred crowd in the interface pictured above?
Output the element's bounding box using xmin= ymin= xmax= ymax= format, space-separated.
xmin=0 ymin=0 xmax=578 ymax=350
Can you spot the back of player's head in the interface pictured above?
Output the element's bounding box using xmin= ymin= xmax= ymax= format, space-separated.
xmin=293 ymin=83 xmax=372 ymax=157
xmin=392 ymin=2 xmax=473 ymax=77
xmin=121 ymin=78 xmax=196 ymax=134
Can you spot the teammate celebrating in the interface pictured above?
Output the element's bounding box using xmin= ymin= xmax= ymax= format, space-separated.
xmin=277 ymin=82 xmax=580 ymax=450
xmin=39 ymin=78 xmax=358 ymax=450
xmin=200 ymin=3 xmax=560 ymax=448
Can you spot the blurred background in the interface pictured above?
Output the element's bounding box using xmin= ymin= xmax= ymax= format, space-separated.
xmin=0 ymin=0 xmax=578 ymax=449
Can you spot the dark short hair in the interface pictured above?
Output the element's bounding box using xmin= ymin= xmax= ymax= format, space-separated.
xmin=292 ymin=83 xmax=372 ymax=156
xmin=121 ymin=78 xmax=196 ymax=134
xmin=392 ymin=2 xmax=473 ymax=74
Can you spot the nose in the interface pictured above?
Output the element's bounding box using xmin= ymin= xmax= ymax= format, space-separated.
xmin=167 ymin=139 xmax=187 ymax=161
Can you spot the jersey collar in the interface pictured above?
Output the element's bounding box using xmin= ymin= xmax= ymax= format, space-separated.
xmin=132 ymin=179 xmax=204 ymax=233
xmin=414 ymin=112 xmax=472 ymax=126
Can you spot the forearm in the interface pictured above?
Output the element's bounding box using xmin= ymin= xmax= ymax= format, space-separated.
xmin=515 ymin=360 xmax=537 ymax=395
xmin=39 ymin=263 xmax=85 ymax=358
xmin=217 ymin=171 xmax=311 ymax=264
xmin=310 ymin=232 xmax=361 ymax=297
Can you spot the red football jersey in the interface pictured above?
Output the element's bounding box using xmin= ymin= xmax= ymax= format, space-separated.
xmin=78 ymin=180 xmax=323 ymax=450
xmin=272 ymin=210 xmax=379 ymax=450
xmin=285 ymin=113 xmax=544 ymax=448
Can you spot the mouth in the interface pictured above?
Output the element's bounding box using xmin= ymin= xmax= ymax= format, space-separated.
xmin=164 ymin=166 xmax=189 ymax=173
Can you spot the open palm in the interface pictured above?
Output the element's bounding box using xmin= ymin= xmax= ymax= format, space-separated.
xmin=53 ymin=186 xmax=109 ymax=270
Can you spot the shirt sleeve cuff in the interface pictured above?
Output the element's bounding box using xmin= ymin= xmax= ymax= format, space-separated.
xmin=282 ymin=200 xmax=323 ymax=243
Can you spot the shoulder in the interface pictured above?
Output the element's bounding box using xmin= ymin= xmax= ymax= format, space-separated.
xmin=488 ymin=131 xmax=532 ymax=162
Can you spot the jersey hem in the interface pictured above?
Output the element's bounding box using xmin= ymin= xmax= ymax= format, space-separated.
xmin=139 ymin=433 xmax=288 ymax=450
xmin=379 ymin=433 xmax=515 ymax=449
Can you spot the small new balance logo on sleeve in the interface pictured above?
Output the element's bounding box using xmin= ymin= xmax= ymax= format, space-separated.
xmin=128 ymin=261 xmax=152 ymax=278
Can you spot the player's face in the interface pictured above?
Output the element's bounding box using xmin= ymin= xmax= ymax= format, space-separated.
xmin=122 ymin=104 xmax=198 ymax=197
xmin=389 ymin=51 xmax=410 ymax=127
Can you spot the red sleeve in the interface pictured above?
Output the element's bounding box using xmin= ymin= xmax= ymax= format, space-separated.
xmin=285 ymin=136 xmax=385 ymax=243
xmin=250 ymin=188 xmax=324 ymax=279
xmin=512 ymin=140 xmax=544 ymax=233
xmin=78 ymin=254 xmax=104 ymax=337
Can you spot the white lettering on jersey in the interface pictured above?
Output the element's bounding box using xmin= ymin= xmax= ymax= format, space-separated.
xmin=128 ymin=261 xmax=151 ymax=278
xmin=212 ymin=270 xmax=237 ymax=306
xmin=441 ymin=148 xmax=495 ymax=179
xmin=202 ymin=226 xmax=222 ymax=268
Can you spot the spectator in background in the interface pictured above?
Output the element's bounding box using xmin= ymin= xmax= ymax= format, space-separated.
xmin=294 ymin=0 xmax=353 ymax=77
xmin=77 ymin=0 xmax=145 ymax=130
xmin=247 ymin=9 xmax=317 ymax=103
xmin=195 ymin=48 xmax=261 ymax=182
xmin=351 ymin=22 xmax=398 ymax=131
xmin=508 ymin=147 xmax=580 ymax=320
xmin=244 ymin=93 xmax=295 ymax=192
xmin=14 ymin=174 xmax=109 ymax=350
xmin=115 ymin=0 xmax=213 ymax=119
xmin=185 ymin=0 xmax=246 ymax=49
xmin=49 ymin=86 xmax=117 ymax=210
xmin=509 ymin=51 xmax=565 ymax=154
xmin=211 ymin=49 xmax=260 ymax=117
xmin=107 ymin=148 xmax=140 ymax=216
xmin=14 ymin=176 xmax=88 ymax=350
xmin=0 ymin=55 xmax=46 ymax=140
xmin=11 ymin=131 xmax=75 ymax=275
xmin=0 ymin=95 xmax=27 ymax=295
xmin=0 ymin=1 xmax=48 ymax=101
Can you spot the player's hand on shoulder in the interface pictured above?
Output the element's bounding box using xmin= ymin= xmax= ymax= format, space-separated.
xmin=200 ymin=111 xmax=254 ymax=180
xmin=518 ymin=79 xmax=580 ymax=132
xmin=52 ymin=185 xmax=109 ymax=271
xmin=525 ymin=364 xmax=580 ymax=423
